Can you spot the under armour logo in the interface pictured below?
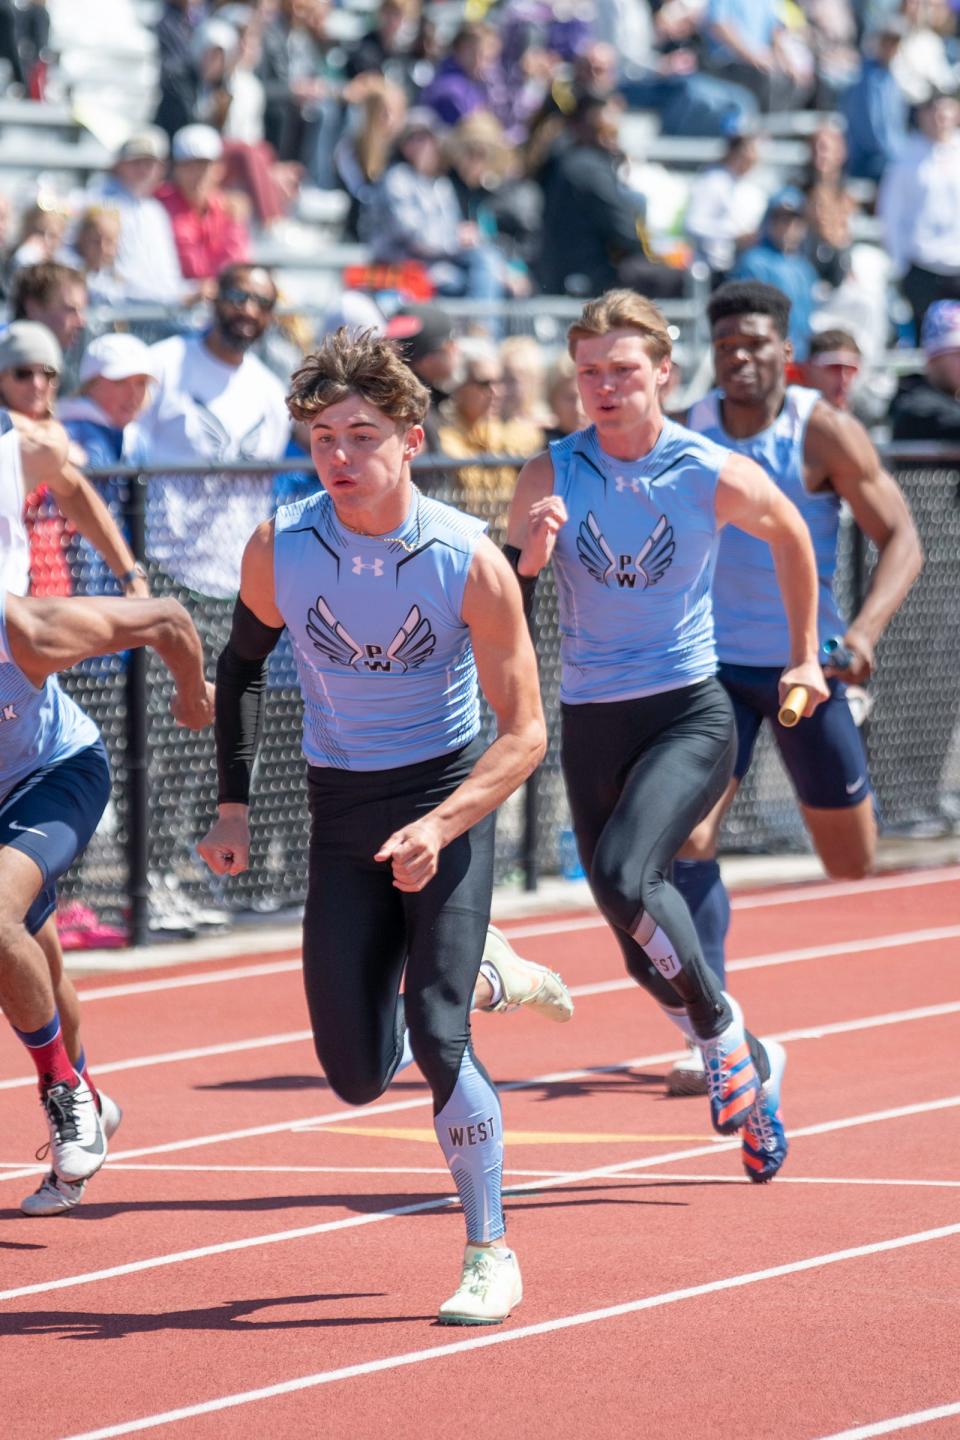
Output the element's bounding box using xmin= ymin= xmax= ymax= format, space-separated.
xmin=352 ymin=555 xmax=384 ymax=577
xmin=615 ymin=476 xmax=643 ymax=494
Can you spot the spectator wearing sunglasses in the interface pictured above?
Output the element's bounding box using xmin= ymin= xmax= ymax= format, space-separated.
xmin=437 ymin=337 xmax=543 ymax=518
xmin=0 ymin=322 xmax=146 ymax=602
xmin=135 ymin=262 xmax=289 ymax=918
xmin=138 ymin=261 xmax=290 ymax=601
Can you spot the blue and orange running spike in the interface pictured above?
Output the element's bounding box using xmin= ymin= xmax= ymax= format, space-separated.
xmin=699 ymin=997 xmax=760 ymax=1135
xmin=742 ymin=1039 xmax=789 ymax=1183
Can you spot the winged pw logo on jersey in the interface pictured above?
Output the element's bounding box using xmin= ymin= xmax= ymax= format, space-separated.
xmin=306 ymin=598 xmax=437 ymax=672
xmin=577 ymin=511 xmax=675 ymax=590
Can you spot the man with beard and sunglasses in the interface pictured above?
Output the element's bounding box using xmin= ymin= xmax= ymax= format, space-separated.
xmin=136 ymin=262 xmax=290 ymax=928
xmin=139 ymin=262 xmax=290 ymax=601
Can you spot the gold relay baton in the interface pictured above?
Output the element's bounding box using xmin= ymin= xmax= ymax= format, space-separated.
xmin=777 ymin=686 xmax=808 ymax=728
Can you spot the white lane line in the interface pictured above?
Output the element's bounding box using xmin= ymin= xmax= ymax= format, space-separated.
xmin=781 ymin=1093 xmax=960 ymax=1142
xmin=0 ymin=1053 xmax=685 ymax=1184
xmin=62 ymin=1223 xmax=960 ymax=1440
xmin=50 ymin=865 xmax=960 ymax=1007
xmin=4 ymin=1091 xmax=959 ymax=1305
xmin=85 ymin=1164 xmax=960 ymax=1186
xmin=614 ymin=1172 xmax=960 ymax=1190
xmin=3 ymin=998 xmax=960 ymax=1184
xmin=729 ymin=864 xmax=960 ymax=910
xmin=0 ymin=1145 xmax=738 ymax=1303
xmin=504 ymin=866 xmax=960 ymax=942
xmin=74 ymin=958 xmax=302 ymax=1003
xmin=732 ymin=926 xmax=960 ymax=973
xmin=569 ymin=923 xmax=960 ymax=998
xmin=0 ymin=1031 xmax=314 ymax=1092
xmin=566 ymin=925 xmax=960 ymax=997
xmin=64 ymin=867 xmax=960 ymax=982
xmin=5 ymin=924 xmax=959 ymax=1096
xmin=814 ymin=1403 xmax=960 ymax=1439
xmin=100 ymin=1164 xmax=565 ymax=1178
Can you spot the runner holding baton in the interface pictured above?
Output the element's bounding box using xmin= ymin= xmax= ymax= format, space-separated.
xmin=779 ymin=638 xmax=857 ymax=726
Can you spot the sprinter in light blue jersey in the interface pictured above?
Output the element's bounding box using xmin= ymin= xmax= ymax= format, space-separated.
xmin=0 ymin=588 xmax=211 ymax=1212
xmin=507 ymin=289 xmax=831 ymax=1185
xmin=0 ymin=325 xmax=156 ymax=1218
xmin=198 ymin=328 xmax=562 ymax=1326
xmin=672 ymin=282 xmax=922 ymax=1097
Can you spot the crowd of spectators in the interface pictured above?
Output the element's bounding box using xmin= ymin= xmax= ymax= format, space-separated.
xmin=1 ymin=0 xmax=960 ymax=932
xmin=0 ymin=0 xmax=955 ymax=372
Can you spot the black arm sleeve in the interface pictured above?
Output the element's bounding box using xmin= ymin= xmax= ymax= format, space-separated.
xmin=215 ymin=598 xmax=285 ymax=805
xmin=502 ymin=543 xmax=538 ymax=624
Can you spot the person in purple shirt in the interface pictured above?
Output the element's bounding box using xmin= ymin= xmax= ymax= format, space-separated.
xmin=418 ymin=21 xmax=544 ymax=145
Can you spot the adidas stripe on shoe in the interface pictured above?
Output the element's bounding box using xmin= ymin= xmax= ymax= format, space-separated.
xmin=698 ymin=994 xmax=760 ymax=1135
xmin=742 ymin=1040 xmax=788 ymax=1183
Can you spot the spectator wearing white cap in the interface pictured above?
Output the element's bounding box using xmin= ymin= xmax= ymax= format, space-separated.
xmin=192 ymin=14 xmax=266 ymax=147
xmin=156 ymin=124 xmax=253 ymax=285
xmin=85 ymin=127 xmax=186 ymax=305
xmin=57 ymin=334 xmax=158 ymax=600
xmin=59 ymin=335 xmax=157 ymax=472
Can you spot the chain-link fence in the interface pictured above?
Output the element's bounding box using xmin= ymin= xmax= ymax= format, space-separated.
xmin=32 ymin=448 xmax=960 ymax=945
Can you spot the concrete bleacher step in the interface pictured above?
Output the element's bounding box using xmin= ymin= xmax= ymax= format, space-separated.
xmin=295 ymin=188 xmax=352 ymax=228
xmin=50 ymin=0 xmax=157 ymax=128
xmin=621 ymin=122 xmax=814 ymax=172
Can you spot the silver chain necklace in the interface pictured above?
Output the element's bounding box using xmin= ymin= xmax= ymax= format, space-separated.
xmin=338 ymin=488 xmax=423 ymax=554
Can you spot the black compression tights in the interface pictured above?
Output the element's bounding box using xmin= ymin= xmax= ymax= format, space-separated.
xmin=562 ymin=679 xmax=761 ymax=1047
xmin=301 ymin=743 xmax=496 ymax=1113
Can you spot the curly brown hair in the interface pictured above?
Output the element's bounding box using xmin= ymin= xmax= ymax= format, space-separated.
xmin=567 ymin=289 xmax=673 ymax=363
xmin=287 ymin=326 xmax=430 ymax=427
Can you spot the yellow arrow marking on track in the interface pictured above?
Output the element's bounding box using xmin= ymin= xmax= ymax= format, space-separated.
xmin=330 ymin=1127 xmax=715 ymax=1145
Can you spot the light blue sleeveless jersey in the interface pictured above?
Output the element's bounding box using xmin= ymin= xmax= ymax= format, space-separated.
xmin=550 ymin=421 xmax=728 ymax=704
xmin=0 ymin=590 xmax=100 ymax=802
xmin=274 ymin=487 xmax=486 ymax=770
xmin=687 ymin=386 xmax=844 ymax=665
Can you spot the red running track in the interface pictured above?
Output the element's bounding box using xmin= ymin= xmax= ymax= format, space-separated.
xmin=1 ymin=865 xmax=960 ymax=1440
